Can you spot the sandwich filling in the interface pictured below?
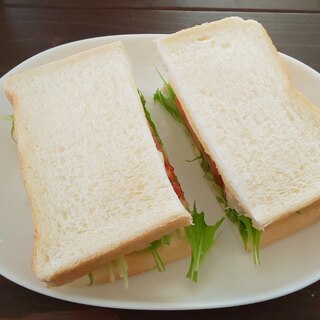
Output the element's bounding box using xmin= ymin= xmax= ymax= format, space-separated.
xmin=78 ymin=91 xmax=224 ymax=286
xmin=0 ymin=114 xmax=15 ymax=142
xmin=140 ymin=91 xmax=224 ymax=282
xmin=174 ymin=97 xmax=224 ymax=191
xmin=149 ymin=115 xmax=185 ymax=202
xmin=154 ymin=78 xmax=261 ymax=265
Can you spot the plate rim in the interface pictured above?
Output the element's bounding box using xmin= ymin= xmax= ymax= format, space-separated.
xmin=0 ymin=33 xmax=319 ymax=310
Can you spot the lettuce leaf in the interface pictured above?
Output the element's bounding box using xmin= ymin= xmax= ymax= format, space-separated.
xmin=0 ymin=115 xmax=13 ymax=121
xmin=138 ymin=89 xmax=164 ymax=148
xmin=148 ymin=236 xmax=171 ymax=272
xmin=186 ymin=204 xmax=224 ymax=282
xmin=139 ymin=90 xmax=172 ymax=272
xmin=106 ymin=262 xmax=115 ymax=283
xmin=153 ymin=72 xmax=184 ymax=124
xmin=88 ymin=272 xmax=94 ymax=286
xmin=225 ymin=208 xmax=261 ymax=265
xmin=154 ymin=79 xmax=261 ymax=265
xmin=117 ymin=256 xmax=129 ymax=289
xmin=0 ymin=114 xmax=16 ymax=143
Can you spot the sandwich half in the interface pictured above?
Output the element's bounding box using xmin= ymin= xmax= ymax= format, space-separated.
xmin=155 ymin=17 xmax=320 ymax=262
xmin=3 ymin=42 xmax=198 ymax=286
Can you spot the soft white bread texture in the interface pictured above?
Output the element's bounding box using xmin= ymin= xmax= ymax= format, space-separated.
xmin=3 ymin=41 xmax=191 ymax=286
xmin=156 ymin=17 xmax=320 ymax=230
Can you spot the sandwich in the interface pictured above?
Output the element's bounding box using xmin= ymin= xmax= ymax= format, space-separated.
xmin=154 ymin=17 xmax=320 ymax=264
xmin=2 ymin=41 xmax=223 ymax=286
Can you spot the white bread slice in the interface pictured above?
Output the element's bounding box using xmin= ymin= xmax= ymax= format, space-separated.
xmin=156 ymin=17 xmax=320 ymax=230
xmin=3 ymin=41 xmax=191 ymax=286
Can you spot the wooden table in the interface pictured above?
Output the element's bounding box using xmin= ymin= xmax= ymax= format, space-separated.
xmin=0 ymin=1 xmax=319 ymax=319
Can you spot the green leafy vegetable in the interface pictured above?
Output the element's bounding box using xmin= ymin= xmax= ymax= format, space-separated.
xmin=139 ymin=89 xmax=176 ymax=273
xmin=0 ymin=114 xmax=16 ymax=143
xmin=196 ymin=145 xmax=261 ymax=266
xmin=153 ymin=79 xmax=262 ymax=265
xmin=185 ymin=155 xmax=202 ymax=163
xmin=177 ymin=227 xmax=186 ymax=238
xmin=117 ymin=256 xmax=129 ymax=288
xmin=88 ymin=272 xmax=94 ymax=286
xmin=106 ymin=262 xmax=115 ymax=283
xmin=194 ymin=148 xmax=261 ymax=265
xmin=149 ymin=235 xmax=171 ymax=272
xmin=186 ymin=203 xmax=224 ymax=282
xmin=149 ymin=246 xmax=165 ymax=272
xmin=153 ymin=72 xmax=184 ymax=124
xmin=10 ymin=123 xmax=16 ymax=143
xmin=138 ymin=89 xmax=165 ymax=150
xmin=199 ymin=155 xmax=212 ymax=179
xmin=194 ymin=153 xmax=227 ymax=206
xmin=140 ymin=87 xmax=226 ymax=280
xmin=138 ymin=89 xmax=160 ymax=143
xmin=201 ymin=157 xmax=224 ymax=194
xmin=225 ymin=208 xmax=261 ymax=265
xmin=0 ymin=115 xmax=13 ymax=121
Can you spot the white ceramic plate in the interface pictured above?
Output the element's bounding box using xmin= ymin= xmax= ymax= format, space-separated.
xmin=0 ymin=34 xmax=319 ymax=310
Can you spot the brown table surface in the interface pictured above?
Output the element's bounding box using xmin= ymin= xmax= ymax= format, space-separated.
xmin=0 ymin=1 xmax=320 ymax=319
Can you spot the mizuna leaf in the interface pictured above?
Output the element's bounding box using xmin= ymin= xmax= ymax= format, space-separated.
xmin=186 ymin=204 xmax=224 ymax=282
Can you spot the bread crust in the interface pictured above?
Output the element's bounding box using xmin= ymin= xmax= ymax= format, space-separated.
xmin=4 ymin=83 xmax=43 ymax=277
xmin=45 ymin=217 xmax=190 ymax=286
xmin=69 ymin=235 xmax=191 ymax=286
xmin=261 ymin=199 xmax=320 ymax=247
